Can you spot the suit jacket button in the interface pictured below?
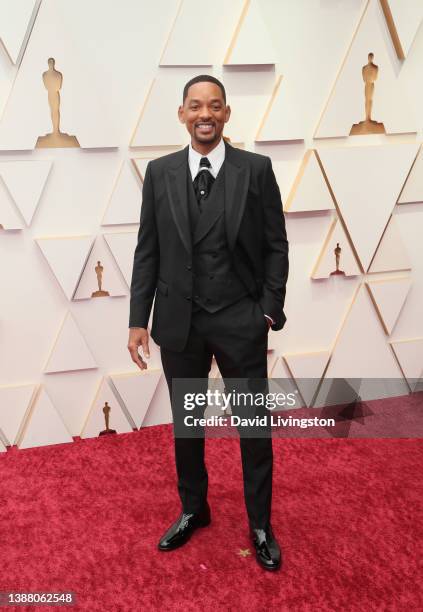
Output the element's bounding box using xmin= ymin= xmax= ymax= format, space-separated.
xmin=186 ymin=265 xmax=192 ymax=270
xmin=186 ymin=296 xmax=191 ymax=301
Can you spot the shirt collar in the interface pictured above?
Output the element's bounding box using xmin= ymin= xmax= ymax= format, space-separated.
xmin=188 ymin=137 xmax=225 ymax=179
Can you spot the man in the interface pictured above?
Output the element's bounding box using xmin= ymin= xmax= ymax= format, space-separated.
xmin=128 ymin=75 xmax=289 ymax=571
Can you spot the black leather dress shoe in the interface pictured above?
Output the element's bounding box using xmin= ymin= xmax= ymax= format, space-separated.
xmin=250 ymin=524 xmax=281 ymax=571
xmin=158 ymin=503 xmax=211 ymax=551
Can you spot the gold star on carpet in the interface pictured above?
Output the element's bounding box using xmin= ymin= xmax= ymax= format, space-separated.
xmin=238 ymin=548 xmax=251 ymax=558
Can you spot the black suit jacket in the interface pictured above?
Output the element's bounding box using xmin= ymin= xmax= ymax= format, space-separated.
xmin=129 ymin=140 xmax=289 ymax=352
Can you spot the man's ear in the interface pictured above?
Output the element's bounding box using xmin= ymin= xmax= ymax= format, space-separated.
xmin=225 ymin=105 xmax=231 ymax=123
xmin=178 ymin=105 xmax=185 ymax=124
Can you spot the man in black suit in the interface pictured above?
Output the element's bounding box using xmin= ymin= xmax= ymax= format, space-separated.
xmin=128 ymin=75 xmax=288 ymax=571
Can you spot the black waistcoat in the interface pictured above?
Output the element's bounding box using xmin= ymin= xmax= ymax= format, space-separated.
xmin=187 ymin=163 xmax=248 ymax=313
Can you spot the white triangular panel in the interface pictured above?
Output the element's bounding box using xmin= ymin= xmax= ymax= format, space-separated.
xmin=73 ymin=235 xmax=127 ymax=300
xmin=131 ymin=72 xmax=199 ymax=147
xmin=80 ymin=378 xmax=133 ymax=439
xmin=318 ymin=144 xmax=418 ymax=271
xmin=0 ymin=160 xmax=52 ymax=225
xmin=102 ymin=161 xmax=142 ymax=226
xmin=283 ymin=351 xmax=330 ymax=406
xmin=368 ymin=215 xmax=411 ymax=273
xmin=315 ymin=0 xmax=417 ymax=138
xmin=0 ymin=0 xmax=38 ymax=64
xmin=324 ymin=284 xmax=404 ymax=378
xmin=0 ymin=439 xmax=6 ymax=453
xmin=103 ymin=232 xmax=137 ymax=287
xmin=0 ymin=383 xmax=36 ymax=445
xmin=224 ymin=0 xmax=276 ymax=65
xmin=381 ymin=0 xmax=423 ymax=58
xmin=312 ymin=218 xmax=361 ymax=279
xmin=284 ymin=150 xmax=335 ymax=212
xmin=0 ymin=0 xmax=119 ymax=150
xmin=0 ymin=177 xmax=24 ymax=229
xmin=44 ymin=370 xmax=100 ymax=437
xmin=18 ymin=387 xmax=73 ymax=449
xmin=160 ymin=0 xmax=244 ymax=65
xmin=367 ymin=278 xmax=411 ymax=335
xmin=110 ymin=369 xmax=162 ymax=429
xmin=398 ymin=146 xmax=423 ymax=204
xmin=44 ymin=312 xmax=98 ymax=374
xmin=36 ymin=235 xmax=94 ymax=300
xmin=269 ymin=356 xmax=292 ymax=379
xmin=133 ymin=158 xmax=154 ymax=183
xmin=390 ymin=338 xmax=423 ymax=389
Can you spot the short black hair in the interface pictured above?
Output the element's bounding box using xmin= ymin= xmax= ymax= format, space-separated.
xmin=182 ymin=75 xmax=226 ymax=104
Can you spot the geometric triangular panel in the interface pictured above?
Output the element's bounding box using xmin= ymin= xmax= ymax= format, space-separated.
xmin=397 ymin=145 xmax=423 ymax=204
xmin=36 ymin=235 xmax=94 ymax=300
xmin=103 ymin=231 xmax=137 ymax=287
xmin=160 ymin=0 xmax=244 ymax=66
xmin=110 ymin=369 xmax=162 ymax=429
xmin=101 ymin=161 xmax=142 ymax=226
xmin=44 ymin=312 xmax=98 ymax=374
xmin=224 ymin=0 xmax=276 ymax=65
xmin=44 ymin=370 xmax=100 ymax=438
xmin=80 ymin=377 xmax=133 ymax=439
xmin=315 ymin=0 xmax=417 ymax=138
xmin=0 ymin=160 xmax=52 ymax=225
xmin=390 ymin=338 xmax=423 ymax=390
xmin=312 ymin=218 xmax=361 ymax=279
xmin=0 ymin=176 xmax=24 ymax=229
xmin=318 ymin=144 xmax=419 ymax=271
xmin=131 ymin=72 xmax=199 ymax=147
xmin=282 ymin=351 xmax=330 ymax=406
xmin=18 ymin=387 xmax=73 ymax=449
xmin=284 ymin=150 xmax=335 ymax=212
xmin=0 ymin=0 xmax=39 ymax=64
xmin=368 ymin=215 xmax=411 ymax=273
xmin=324 ymin=284 xmax=404 ymax=378
xmin=366 ymin=277 xmax=412 ymax=334
xmin=73 ymin=235 xmax=128 ymax=300
xmin=380 ymin=0 xmax=423 ymax=59
xmin=133 ymin=158 xmax=154 ymax=183
xmin=0 ymin=383 xmax=36 ymax=446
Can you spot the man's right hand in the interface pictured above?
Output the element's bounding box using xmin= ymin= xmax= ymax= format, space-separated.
xmin=127 ymin=327 xmax=150 ymax=370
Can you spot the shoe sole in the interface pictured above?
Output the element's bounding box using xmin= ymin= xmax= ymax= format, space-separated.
xmin=157 ymin=517 xmax=211 ymax=551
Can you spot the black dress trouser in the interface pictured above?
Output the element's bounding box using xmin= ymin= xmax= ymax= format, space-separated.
xmin=160 ymin=294 xmax=273 ymax=529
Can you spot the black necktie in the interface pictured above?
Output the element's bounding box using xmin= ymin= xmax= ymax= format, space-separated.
xmin=193 ymin=157 xmax=215 ymax=210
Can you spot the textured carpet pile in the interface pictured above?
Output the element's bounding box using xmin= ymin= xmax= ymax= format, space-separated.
xmin=1 ymin=426 xmax=422 ymax=611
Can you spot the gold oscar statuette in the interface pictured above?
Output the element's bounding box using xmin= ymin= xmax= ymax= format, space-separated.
xmin=99 ymin=401 xmax=117 ymax=436
xmin=36 ymin=58 xmax=80 ymax=148
xmin=91 ymin=260 xmax=110 ymax=297
xmin=350 ymin=52 xmax=386 ymax=136
xmin=330 ymin=242 xmax=345 ymax=276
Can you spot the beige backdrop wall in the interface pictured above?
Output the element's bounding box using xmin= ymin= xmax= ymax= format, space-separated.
xmin=1 ymin=0 xmax=423 ymax=449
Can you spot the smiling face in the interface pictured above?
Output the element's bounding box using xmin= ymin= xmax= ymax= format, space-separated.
xmin=178 ymin=81 xmax=231 ymax=154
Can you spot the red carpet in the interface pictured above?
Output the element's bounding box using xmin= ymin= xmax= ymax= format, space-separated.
xmin=1 ymin=427 xmax=422 ymax=611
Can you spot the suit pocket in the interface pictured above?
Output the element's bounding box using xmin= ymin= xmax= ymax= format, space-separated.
xmin=156 ymin=278 xmax=168 ymax=296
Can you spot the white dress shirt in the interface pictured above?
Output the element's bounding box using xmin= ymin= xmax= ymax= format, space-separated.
xmin=189 ymin=137 xmax=225 ymax=180
xmin=188 ymin=138 xmax=274 ymax=328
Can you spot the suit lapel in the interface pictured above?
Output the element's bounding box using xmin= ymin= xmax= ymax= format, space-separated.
xmin=164 ymin=145 xmax=191 ymax=256
xmin=224 ymin=141 xmax=250 ymax=251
